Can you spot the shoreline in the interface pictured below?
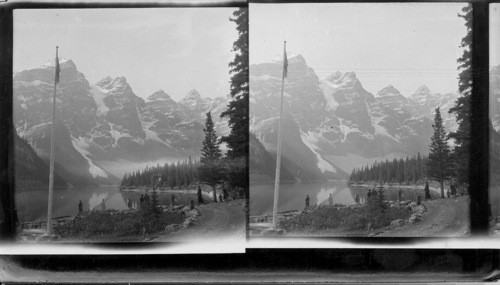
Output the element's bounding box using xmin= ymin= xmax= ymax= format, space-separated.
xmin=348 ymin=183 xmax=443 ymax=194
xmin=120 ymin=187 xmax=213 ymax=198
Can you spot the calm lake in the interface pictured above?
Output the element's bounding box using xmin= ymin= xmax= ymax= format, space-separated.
xmin=250 ymin=181 xmax=434 ymax=216
xmin=15 ymin=186 xmax=198 ymax=222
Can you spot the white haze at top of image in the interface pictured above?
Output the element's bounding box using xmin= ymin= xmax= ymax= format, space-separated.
xmin=250 ymin=3 xmax=467 ymax=97
xmin=13 ymin=8 xmax=237 ymax=101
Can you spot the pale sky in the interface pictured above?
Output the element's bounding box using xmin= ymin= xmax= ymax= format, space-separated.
xmin=250 ymin=3 xmax=468 ymax=96
xmin=14 ymin=8 xmax=238 ymax=100
xmin=491 ymin=4 xmax=500 ymax=68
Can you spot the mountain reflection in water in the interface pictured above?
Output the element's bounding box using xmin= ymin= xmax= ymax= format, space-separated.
xmin=250 ymin=181 xmax=426 ymax=216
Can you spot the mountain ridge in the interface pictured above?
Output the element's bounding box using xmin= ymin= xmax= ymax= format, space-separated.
xmin=250 ymin=55 xmax=459 ymax=181
xmin=13 ymin=59 xmax=230 ymax=185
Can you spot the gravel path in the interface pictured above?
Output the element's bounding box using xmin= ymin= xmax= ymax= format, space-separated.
xmin=153 ymin=199 xmax=246 ymax=242
xmin=378 ymin=195 xmax=470 ymax=237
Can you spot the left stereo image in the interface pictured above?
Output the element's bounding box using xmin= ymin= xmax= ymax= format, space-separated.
xmin=6 ymin=6 xmax=248 ymax=252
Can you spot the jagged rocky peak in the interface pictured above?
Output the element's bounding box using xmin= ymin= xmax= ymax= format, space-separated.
xmin=96 ymin=76 xmax=113 ymax=87
xmin=272 ymin=53 xmax=307 ymax=68
xmin=44 ymin=58 xmax=76 ymax=69
xmin=185 ymin=89 xmax=202 ymax=99
xmin=325 ymin=71 xmax=343 ymax=82
xmin=288 ymin=54 xmax=307 ymax=64
xmin=410 ymin=84 xmax=435 ymax=103
xmin=376 ymin=85 xmax=403 ymax=97
xmin=147 ymin=89 xmax=171 ymax=101
xmin=414 ymin=84 xmax=431 ymax=95
xmin=326 ymin=71 xmax=358 ymax=84
xmin=96 ymin=76 xmax=129 ymax=91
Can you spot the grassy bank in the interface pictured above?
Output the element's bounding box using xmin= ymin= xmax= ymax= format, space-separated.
xmin=279 ymin=196 xmax=412 ymax=234
xmin=54 ymin=208 xmax=185 ymax=242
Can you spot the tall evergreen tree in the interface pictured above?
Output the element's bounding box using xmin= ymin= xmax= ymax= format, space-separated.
xmin=199 ymin=112 xmax=225 ymax=202
xmin=428 ymin=108 xmax=454 ymax=198
xmin=448 ymin=4 xmax=471 ymax=186
xmin=220 ymin=8 xmax=249 ymax=195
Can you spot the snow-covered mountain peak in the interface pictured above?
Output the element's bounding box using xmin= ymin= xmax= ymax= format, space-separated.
xmin=325 ymin=71 xmax=343 ymax=82
xmin=376 ymin=85 xmax=403 ymax=97
xmin=147 ymin=89 xmax=172 ymax=101
xmin=183 ymin=89 xmax=203 ymax=101
xmin=270 ymin=53 xmax=307 ymax=69
xmin=96 ymin=76 xmax=129 ymax=92
xmin=43 ymin=58 xmax=75 ymax=68
xmin=414 ymin=84 xmax=431 ymax=95
xmin=288 ymin=54 xmax=306 ymax=64
xmin=325 ymin=71 xmax=359 ymax=86
xmin=179 ymin=89 xmax=206 ymax=109
xmin=96 ymin=76 xmax=113 ymax=87
xmin=410 ymin=84 xmax=436 ymax=104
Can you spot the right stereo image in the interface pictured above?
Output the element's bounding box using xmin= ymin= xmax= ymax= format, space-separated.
xmin=248 ymin=2 xmax=491 ymax=238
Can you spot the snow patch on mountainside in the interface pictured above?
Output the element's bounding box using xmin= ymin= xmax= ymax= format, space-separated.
xmin=301 ymin=131 xmax=337 ymax=174
xmin=338 ymin=119 xmax=362 ymax=140
xmin=108 ymin=122 xmax=132 ymax=146
xmin=138 ymin=113 xmax=171 ymax=146
xmin=319 ymin=79 xmax=339 ymax=110
xmin=89 ymin=86 xmax=110 ymax=115
xmin=71 ymin=136 xmax=108 ymax=178
xmin=371 ymin=115 xmax=396 ymax=140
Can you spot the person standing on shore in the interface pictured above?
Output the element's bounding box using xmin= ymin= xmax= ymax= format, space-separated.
xmin=378 ymin=187 xmax=384 ymax=200
xmin=223 ymin=185 xmax=228 ymax=202
xmin=78 ymin=200 xmax=83 ymax=214
xmin=140 ymin=194 xmax=144 ymax=208
xmin=305 ymin=195 xmax=310 ymax=208
xmin=450 ymin=182 xmax=456 ymax=197
xmin=197 ymin=186 xmax=204 ymax=205
xmin=127 ymin=198 xmax=132 ymax=209
xmin=424 ymin=181 xmax=431 ymax=201
xmin=328 ymin=194 xmax=333 ymax=206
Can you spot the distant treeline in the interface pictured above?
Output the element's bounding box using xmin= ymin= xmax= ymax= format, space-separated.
xmin=120 ymin=157 xmax=199 ymax=189
xmin=349 ymin=153 xmax=429 ymax=184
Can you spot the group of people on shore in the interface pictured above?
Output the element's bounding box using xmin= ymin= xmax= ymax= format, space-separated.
xmin=76 ymin=184 xmax=234 ymax=215
xmin=303 ymin=181 xmax=462 ymax=211
xmin=77 ymin=198 xmax=106 ymax=215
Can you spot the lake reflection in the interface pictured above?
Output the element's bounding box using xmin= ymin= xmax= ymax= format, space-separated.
xmin=15 ymin=186 xmax=197 ymax=222
xmin=250 ymin=181 xmax=431 ymax=216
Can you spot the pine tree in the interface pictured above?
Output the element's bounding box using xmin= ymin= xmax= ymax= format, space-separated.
xmin=448 ymin=4 xmax=471 ymax=187
xmin=220 ymin=8 xmax=249 ymax=195
xmin=428 ymin=108 xmax=454 ymax=198
xmin=199 ymin=111 xmax=225 ymax=202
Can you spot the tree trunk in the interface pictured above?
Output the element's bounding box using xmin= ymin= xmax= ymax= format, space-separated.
xmin=212 ymin=184 xmax=217 ymax=203
xmin=440 ymin=179 xmax=444 ymax=198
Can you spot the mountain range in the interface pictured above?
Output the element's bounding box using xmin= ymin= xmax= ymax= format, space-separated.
xmin=13 ymin=59 xmax=229 ymax=187
xmin=250 ymin=55 xmax=460 ymax=182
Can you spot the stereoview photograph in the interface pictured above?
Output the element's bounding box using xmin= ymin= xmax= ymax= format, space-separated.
xmin=249 ymin=3 xmax=472 ymax=237
xmin=13 ymin=7 xmax=248 ymax=245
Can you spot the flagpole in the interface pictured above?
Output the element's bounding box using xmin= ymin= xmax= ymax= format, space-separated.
xmin=46 ymin=46 xmax=59 ymax=236
xmin=272 ymin=41 xmax=287 ymax=229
